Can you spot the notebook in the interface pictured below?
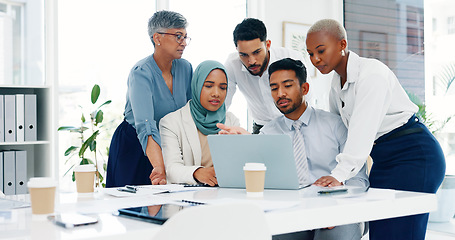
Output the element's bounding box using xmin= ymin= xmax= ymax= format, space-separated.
xmin=208 ymin=134 xmax=307 ymax=190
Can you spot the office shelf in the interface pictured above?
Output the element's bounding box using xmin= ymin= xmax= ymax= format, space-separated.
xmin=0 ymin=85 xmax=54 ymax=181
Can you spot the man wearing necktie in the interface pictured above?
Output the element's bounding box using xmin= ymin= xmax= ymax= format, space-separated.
xmin=261 ymin=58 xmax=369 ymax=240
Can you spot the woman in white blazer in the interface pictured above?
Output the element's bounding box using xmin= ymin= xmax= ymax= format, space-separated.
xmin=159 ymin=60 xmax=239 ymax=186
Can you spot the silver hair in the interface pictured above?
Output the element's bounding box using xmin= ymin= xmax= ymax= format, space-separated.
xmin=308 ymin=19 xmax=347 ymax=41
xmin=148 ymin=10 xmax=188 ymax=46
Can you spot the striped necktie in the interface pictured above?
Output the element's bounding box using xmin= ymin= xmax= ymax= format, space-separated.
xmin=292 ymin=120 xmax=309 ymax=185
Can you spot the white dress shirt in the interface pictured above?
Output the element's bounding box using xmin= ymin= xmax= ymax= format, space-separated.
xmin=224 ymin=47 xmax=306 ymax=125
xmin=329 ymin=51 xmax=418 ymax=182
xmin=260 ymin=106 xmax=369 ymax=187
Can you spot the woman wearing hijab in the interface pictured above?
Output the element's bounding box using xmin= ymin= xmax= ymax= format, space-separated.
xmin=305 ymin=19 xmax=445 ymax=240
xmin=159 ymin=60 xmax=239 ymax=186
xmin=106 ymin=10 xmax=192 ymax=188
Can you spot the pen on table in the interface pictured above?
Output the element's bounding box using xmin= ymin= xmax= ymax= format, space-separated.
xmin=117 ymin=187 xmax=136 ymax=193
xmin=181 ymin=199 xmax=206 ymax=205
xmin=183 ymin=183 xmax=215 ymax=187
xmin=125 ymin=185 xmax=138 ymax=191
xmin=317 ymin=188 xmax=348 ymax=195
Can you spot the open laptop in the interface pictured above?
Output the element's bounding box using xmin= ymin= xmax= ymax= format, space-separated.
xmin=208 ymin=134 xmax=307 ymax=190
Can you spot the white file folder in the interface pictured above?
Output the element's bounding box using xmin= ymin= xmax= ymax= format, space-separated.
xmin=4 ymin=95 xmax=16 ymax=142
xmin=0 ymin=95 xmax=4 ymax=142
xmin=0 ymin=152 xmax=3 ymax=194
xmin=15 ymin=150 xmax=27 ymax=194
xmin=3 ymin=151 xmax=16 ymax=195
xmin=16 ymin=94 xmax=25 ymax=142
xmin=24 ymin=94 xmax=37 ymax=141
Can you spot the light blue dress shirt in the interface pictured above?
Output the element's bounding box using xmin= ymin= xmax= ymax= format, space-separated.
xmin=260 ymin=106 xmax=368 ymax=187
xmin=124 ymin=54 xmax=193 ymax=154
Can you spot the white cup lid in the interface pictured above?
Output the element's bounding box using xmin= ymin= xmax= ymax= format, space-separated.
xmin=243 ymin=163 xmax=266 ymax=171
xmin=27 ymin=177 xmax=57 ymax=188
xmin=74 ymin=164 xmax=96 ymax=172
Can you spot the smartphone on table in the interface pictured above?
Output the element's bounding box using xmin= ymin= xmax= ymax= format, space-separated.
xmin=48 ymin=213 xmax=98 ymax=228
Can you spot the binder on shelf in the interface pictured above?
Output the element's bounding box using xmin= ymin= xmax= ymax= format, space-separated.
xmin=0 ymin=95 xmax=4 ymax=142
xmin=3 ymin=151 xmax=16 ymax=195
xmin=4 ymin=95 xmax=16 ymax=142
xmin=16 ymin=94 xmax=25 ymax=142
xmin=0 ymin=152 xmax=3 ymax=194
xmin=15 ymin=150 xmax=27 ymax=194
xmin=24 ymin=94 xmax=37 ymax=141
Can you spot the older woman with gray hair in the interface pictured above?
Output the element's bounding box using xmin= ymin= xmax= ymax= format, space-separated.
xmin=106 ymin=10 xmax=193 ymax=187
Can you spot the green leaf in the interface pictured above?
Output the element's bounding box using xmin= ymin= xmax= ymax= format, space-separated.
xmin=91 ymin=84 xmax=100 ymax=104
xmin=434 ymin=62 xmax=455 ymax=95
xmin=63 ymin=164 xmax=75 ymax=177
xmin=80 ymin=158 xmax=93 ymax=165
xmin=79 ymin=141 xmax=89 ymax=158
xmin=64 ymin=146 xmax=79 ymax=156
xmin=72 ymin=171 xmax=76 ymax=182
xmin=58 ymin=126 xmax=79 ymax=131
xmin=64 ymin=156 xmax=74 ymax=165
xmin=97 ymin=100 xmax=112 ymax=110
xmin=80 ymin=131 xmax=100 ymax=156
xmin=81 ymin=113 xmax=86 ymax=123
xmin=98 ymin=172 xmax=104 ymax=183
xmin=95 ymin=110 xmax=104 ymax=126
xmin=89 ymin=140 xmax=96 ymax=151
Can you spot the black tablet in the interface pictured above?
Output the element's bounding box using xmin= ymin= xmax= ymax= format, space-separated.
xmin=117 ymin=203 xmax=190 ymax=225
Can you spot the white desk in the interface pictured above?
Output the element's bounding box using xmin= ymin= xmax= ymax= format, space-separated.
xmin=0 ymin=187 xmax=436 ymax=239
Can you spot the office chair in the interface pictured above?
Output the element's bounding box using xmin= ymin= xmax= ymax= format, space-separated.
xmin=153 ymin=202 xmax=272 ymax=240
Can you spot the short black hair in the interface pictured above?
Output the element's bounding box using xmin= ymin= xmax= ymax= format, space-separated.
xmin=233 ymin=18 xmax=267 ymax=47
xmin=268 ymin=58 xmax=307 ymax=85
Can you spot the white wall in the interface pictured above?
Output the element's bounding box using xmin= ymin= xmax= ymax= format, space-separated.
xmin=248 ymin=0 xmax=344 ymax=110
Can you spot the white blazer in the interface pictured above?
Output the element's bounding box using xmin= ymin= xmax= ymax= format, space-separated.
xmin=159 ymin=102 xmax=240 ymax=184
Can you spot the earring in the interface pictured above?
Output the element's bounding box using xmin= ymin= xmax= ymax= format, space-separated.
xmin=341 ymin=50 xmax=346 ymax=56
xmin=158 ymin=43 xmax=160 ymax=46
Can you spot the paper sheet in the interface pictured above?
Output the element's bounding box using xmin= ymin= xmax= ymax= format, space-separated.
xmin=0 ymin=198 xmax=30 ymax=210
xmin=102 ymin=184 xmax=202 ymax=197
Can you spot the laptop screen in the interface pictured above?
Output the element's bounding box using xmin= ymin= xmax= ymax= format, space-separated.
xmin=208 ymin=134 xmax=303 ymax=190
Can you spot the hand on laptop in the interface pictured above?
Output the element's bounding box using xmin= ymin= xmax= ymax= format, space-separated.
xmin=313 ymin=176 xmax=342 ymax=187
xmin=193 ymin=167 xmax=218 ymax=187
xmin=216 ymin=123 xmax=251 ymax=135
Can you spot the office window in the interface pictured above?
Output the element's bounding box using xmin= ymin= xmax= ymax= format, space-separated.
xmin=406 ymin=6 xmax=424 ymax=55
xmin=344 ymin=0 xmax=425 ymax=101
xmin=0 ymin=1 xmax=23 ymax=85
xmin=58 ymin=0 xmax=156 ymax=189
xmin=169 ymin=0 xmax=248 ymax=129
xmin=448 ymin=16 xmax=455 ymax=34
xmin=168 ymin=0 xmax=246 ymax=66
xmin=432 ymin=18 xmax=437 ymax=33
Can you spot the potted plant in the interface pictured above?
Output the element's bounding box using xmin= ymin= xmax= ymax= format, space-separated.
xmin=58 ymin=84 xmax=111 ymax=188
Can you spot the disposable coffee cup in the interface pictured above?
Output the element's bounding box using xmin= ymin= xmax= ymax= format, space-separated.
xmin=27 ymin=177 xmax=57 ymax=215
xmin=243 ymin=163 xmax=267 ymax=197
xmin=74 ymin=164 xmax=96 ymax=193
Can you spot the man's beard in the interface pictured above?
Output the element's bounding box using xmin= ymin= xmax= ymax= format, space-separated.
xmin=276 ymin=98 xmax=301 ymax=115
xmin=245 ymin=52 xmax=269 ymax=76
